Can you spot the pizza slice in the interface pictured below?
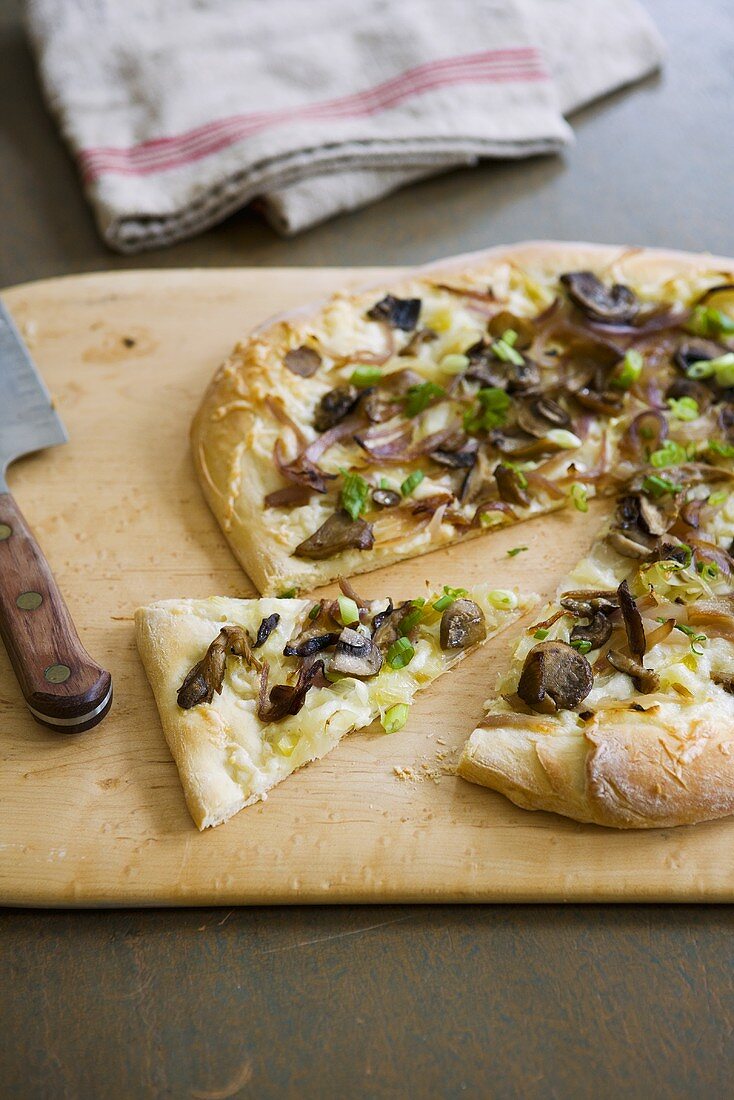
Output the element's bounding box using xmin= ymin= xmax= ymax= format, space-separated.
xmin=191 ymin=242 xmax=734 ymax=595
xmin=459 ymin=463 xmax=734 ymax=829
xmin=136 ymin=581 xmax=530 ymax=829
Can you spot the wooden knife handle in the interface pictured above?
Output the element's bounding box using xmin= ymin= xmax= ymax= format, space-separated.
xmin=0 ymin=491 xmax=112 ymax=732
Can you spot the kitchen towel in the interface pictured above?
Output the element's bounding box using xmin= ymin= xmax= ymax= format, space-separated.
xmin=25 ymin=0 xmax=664 ymax=252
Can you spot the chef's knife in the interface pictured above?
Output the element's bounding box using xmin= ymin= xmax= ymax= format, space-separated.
xmin=0 ymin=298 xmax=112 ymax=732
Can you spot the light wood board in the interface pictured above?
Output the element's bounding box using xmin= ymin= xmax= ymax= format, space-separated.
xmin=2 ymin=267 xmax=733 ymax=907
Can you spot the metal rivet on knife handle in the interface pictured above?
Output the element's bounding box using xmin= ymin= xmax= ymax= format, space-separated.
xmin=0 ymin=523 xmax=11 ymax=540
xmin=16 ymin=591 xmax=43 ymax=610
xmin=44 ymin=664 xmax=71 ymax=684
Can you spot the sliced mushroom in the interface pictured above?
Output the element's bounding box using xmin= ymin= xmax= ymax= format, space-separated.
xmin=494 ymin=463 xmax=531 ymax=506
xmin=371 ymin=487 xmax=401 ymax=508
xmin=367 ymin=295 xmax=421 ymax=331
xmin=283 ymin=629 xmax=341 ymax=658
xmin=463 ymin=340 xmax=541 ymax=393
xmin=574 ymin=387 xmax=624 ymax=417
xmin=257 ymin=659 xmax=326 ymax=723
xmin=294 ymin=510 xmax=375 ymax=560
xmin=617 ymin=579 xmax=646 ymax=658
xmin=487 ymin=311 xmax=534 ymax=349
xmin=331 ymin=627 xmax=383 ymax=678
xmin=253 ymin=613 xmax=280 ymax=649
xmin=560 ymin=590 xmax=620 ymax=615
xmin=284 ymin=346 xmax=322 ymax=378
xmin=516 ymin=640 xmax=593 ymax=713
xmin=431 ymin=443 xmax=478 ymax=469
xmin=560 ymin=271 xmax=639 ymax=324
xmin=646 ymin=538 xmax=692 ymax=566
xmin=607 ymin=528 xmax=656 ymax=559
xmin=516 ymin=397 xmax=571 ymax=438
xmin=638 ymin=495 xmax=670 ymax=537
xmin=570 ymin=612 xmax=613 ymax=651
xmin=313 ymin=385 xmax=361 ymax=432
xmin=439 ymin=599 xmax=487 ymax=651
xmin=363 ymin=368 xmax=423 ymax=422
xmin=177 ymin=626 xmax=260 ymax=710
xmin=399 ymin=327 xmax=438 ymax=356
xmin=371 ymin=601 xmax=413 ymax=652
xmin=606 ymin=650 xmax=660 ymax=694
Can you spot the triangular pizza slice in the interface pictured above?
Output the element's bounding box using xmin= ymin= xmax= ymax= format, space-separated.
xmin=136 ymin=582 xmax=531 ymax=828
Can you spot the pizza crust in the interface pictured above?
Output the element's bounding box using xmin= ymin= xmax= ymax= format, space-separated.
xmin=460 ymin=707 xmax=734 ymax=829
xmin=191 ymin=241 xmax=734 ymax=595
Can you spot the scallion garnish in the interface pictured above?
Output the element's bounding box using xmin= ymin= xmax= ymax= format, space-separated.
xmin=381 ymin=703 xmax=410 ymax=734
xmin=686 ymin=305 xmax=734 ymax=340
xmin=337 ymin=596 xmax=359 ymax=626
xmin=387 ymin=636 xmax=415 ymax=670
xmin=686 ymin=352 xmax=734 ymax=387
xmin=463 ymin=386 xmax=511 ymax=435
xmin=666 ymin=396 xmax=699 ymax=421
xmin=404 ymin=381 xmax=445 ymax=417
xmin=401 ymin=470 xmax=425 ymax=497
xmin=507 ymin=546 xmax=528 ymax=557
xmin=278 ymin=588 xmax=297 ymax=598
xmin=308 ymin=603 xmax=321 ymax=620
xmin=673 ymin=622 xmax=707 ymax=655
xmin=570 ymin=482 xmax=588 ymax=513
xmin=491 ymin=329 xmax=525 ymax=366
xmin=339 ymin=468 xmax=370 ymax=520
xmin=533 ymin=628 xmax=550 ymax=640
xmin=642 ymin=474 xmax=683 ymax=498
xmin=570 ymin=638 xmax=592 ymax=654
xmin=610 ymin=349 xmax=643 ymax=391
xmin=351 ymin=365 xmax=383 ymax=387
xmin=706 ymin=439 xmax=734 ymax=459
xmin=697 ymin=560 xmax=719 ymax=581
xmin=432 ymin=585 xmax=468 ymax=612
xmin=649 ymin=439 xmax=691 ymax=468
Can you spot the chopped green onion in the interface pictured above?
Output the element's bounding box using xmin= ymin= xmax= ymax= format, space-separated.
xmin=709 ymin=490 xmax=728 ymax=506
xmin=546 ymin=429 xmax=582 ymax=449
xmin=673 ymin=622 xmax=707 ymax=655
xmin=642 ymin=474 xmax=683 ymax=498
xmin=686 ymin=352 xmax=734 ymax=387
xmin=337 ymin=596 xmax=359 ymax=625
xmin=401 ymin=470 xmax=425 ymax=497
xmin=686 ymin=305 xmax=734 ymax=339
xmin=379 ymin=477 xmax=391 ymax=490
xmin=399 ymin=601 xmax=425 ymax=635
xmin=308 ymin=603 xmax=321 ymax=620
xmin=649 ymin=440 xmax=690 ymax=468
xmin=491 ymin=330 xmax=525 ymax=366
xmin=339 ymin=468 xmax=370 ymax=520
xmin=432 ymin=585 xmax=469 ymax=611
xmin=404 ymin=381 xmax=445 ymax=417
xmin=570 ymin=482 xmax=589 ymax=513
xmin=463 ymin=386 xmax=511 ymax=434
xmin=667 ymin=396 xmax=699 ymax=421
xmin=507 ymin=546 xmax=528 ymax=557
xmin=533 ymin=628 xmax=550 ymax=640
xmin=611 ymin=349 xmax=644 ymax=391
xmin=387 ymin=636 xmax=415 ymax=670
xmin=278 ymin=588 xmax=297 ymax=598
xmin=487 ymin=589 xmax=518 ymax=610
xmin=571 ymin=639 xmax=592 ymax=655
xmin=697 ymin=560 xmax=719 ymax=581
xmin=351 ymin=365 xmax=383 ymax=387
xmin=382 ymin=703 xmax=410 ymax=734
xmin=707 ymin=439 xmax=734 ymax=459
xmin=478 ymin=510 xmax=504 ymax=528
xmin=439 ymin=353 xmax=470 ymax=374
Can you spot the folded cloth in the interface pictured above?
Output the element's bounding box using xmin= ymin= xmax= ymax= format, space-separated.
xmin=25 ymin=0 xmax=663 ymax=252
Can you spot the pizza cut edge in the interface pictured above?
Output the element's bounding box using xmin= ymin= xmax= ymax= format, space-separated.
xmin=191 ymin=241 xmax=734 ymax=596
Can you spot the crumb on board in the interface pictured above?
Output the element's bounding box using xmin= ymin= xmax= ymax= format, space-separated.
xmin=393 ymin=749 xmax=460 ymax=785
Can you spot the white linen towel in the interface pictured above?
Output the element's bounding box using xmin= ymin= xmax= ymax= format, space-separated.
xmin=25 ymin=0 xmax=664 ymax=251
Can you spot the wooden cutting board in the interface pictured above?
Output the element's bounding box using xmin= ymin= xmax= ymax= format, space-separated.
xmin=2 ymin=267 xmax=733 ymax=907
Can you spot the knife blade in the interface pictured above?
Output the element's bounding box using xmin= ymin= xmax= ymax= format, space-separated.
xmin=0 ymin=297 xmax=112 ymax=732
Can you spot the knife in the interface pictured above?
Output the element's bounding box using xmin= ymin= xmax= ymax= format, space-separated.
xmin=0 ymin=298 xmax=112 ymax=732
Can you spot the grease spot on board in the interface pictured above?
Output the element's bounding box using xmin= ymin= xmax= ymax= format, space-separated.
xmin=83 ymin=326 xmax=157 ymax=363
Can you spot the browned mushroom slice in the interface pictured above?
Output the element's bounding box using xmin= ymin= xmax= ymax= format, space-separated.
xmin=294 ymin=510 xmax=375 ymax=560
xmin=617 ymin=579 xmax=646 ymax=658
xmin=517 ymin=640 xmax=593 ymax=714
xmin=570 ymin=612 xmax=613 ymax=651
xmin=331 ymin=628 xmax=384 ymax=678
xmin=367 ymin=295 xmax=421 ymax=331
xmin=253 ymin=613 xmax=280 ymax=649
xmin=464 ymin=341 xmax=541 ymax=393
xmin=313 ymin=385 xmax=361 ymax=431
xmin=607 ymin=528 xmax=656 ymax=559
xmin=439 ymin=599 xmax=487 ymax=650
xmin=494 ymin=463 xmax=531 ymax=506
xmin=574 ymin=387 xmax=624 ymax=417
xmin=177 ymin=626 xmax=261 ymax=710
xmin=560 ymin=271 xmax=639 ymax=324
xmin=283 ymin=629 xmax=341 ymax=657
xmin=606 ymin=650 xmax=660 ymax=694
xmin=371 ymin=487 xmax=401 ymax=508
xmin=646 ymin=538 xmax=692 ymax=567
xmin=399 ymin=327 xmax=438 ymax=356
xmin=284 ymin=346 xmax=322 ymax=378
xmin=257 ymin=659 xmax=327 ymax=723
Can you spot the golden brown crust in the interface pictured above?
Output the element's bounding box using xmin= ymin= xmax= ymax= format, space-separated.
xmin=459 ymin=704 xmax=734 ymax=829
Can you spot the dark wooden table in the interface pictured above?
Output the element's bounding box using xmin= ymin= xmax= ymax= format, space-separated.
xmin=2 ymin=1 xmax=734 ymax=1095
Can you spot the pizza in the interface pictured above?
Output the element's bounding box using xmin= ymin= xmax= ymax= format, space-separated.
xmin=191 ymin=242 xmax=734 ymax=597
xmin=135 ymin=581 xmax=528 ymax=828
xmin=460 ymin=470 xmax=734 ymax=828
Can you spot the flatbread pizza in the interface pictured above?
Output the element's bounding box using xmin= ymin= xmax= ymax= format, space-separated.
xmin=191 ymin=241 xmax=734 ymax=596
xmin=136 ymin=581 xmax=529 ymax=828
